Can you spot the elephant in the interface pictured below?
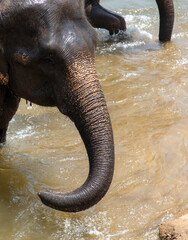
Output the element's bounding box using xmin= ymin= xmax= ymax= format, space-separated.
xmin=0 ymin=0 xmax=114 ymax=212
xmin=85 ymin=0 xmax=126 ymax=35
xmin=155 ymin=0 xmax=174 ymax=41
xmin=85 ymin=0 xmax=174 ymax=42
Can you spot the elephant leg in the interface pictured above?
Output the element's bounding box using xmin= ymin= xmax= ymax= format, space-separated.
xmin=85 ymin=0 xmax=126 ymax=35
xmin=0 ymin=86 xmax=20 ymax=144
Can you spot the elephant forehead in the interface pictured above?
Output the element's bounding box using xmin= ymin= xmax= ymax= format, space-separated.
xmin=0 ymin=0 xmax=90 ymax=55
xmin=43 ymin=0 xmax=85 ymax=21
xmin=0 ymin=0 xmax=85 ymax=25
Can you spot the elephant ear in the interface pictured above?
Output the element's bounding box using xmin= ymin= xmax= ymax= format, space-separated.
xmin=0 ymin=48 xmax=8 ymax=86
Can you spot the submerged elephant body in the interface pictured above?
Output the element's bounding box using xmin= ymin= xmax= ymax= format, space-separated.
xmin=0 ymin=0 xmax=114 ymax=212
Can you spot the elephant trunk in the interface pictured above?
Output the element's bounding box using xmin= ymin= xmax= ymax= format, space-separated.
xmin=156 ymin=0 xmax=174 ymax=42
xmin=85 ymin=0 xmax=126 ymax=35
xmin=38 ymin=54 xmax=114 ymax=212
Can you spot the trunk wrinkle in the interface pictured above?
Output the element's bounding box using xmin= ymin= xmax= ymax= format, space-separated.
xmin=38 ymin=55 xmax=114 ymax=212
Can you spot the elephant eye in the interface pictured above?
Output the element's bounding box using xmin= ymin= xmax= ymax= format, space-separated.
xmin=42 ymin=55 xmax=55 ymax=65
xmin=14 ymin=52 xmax=30 ymax=65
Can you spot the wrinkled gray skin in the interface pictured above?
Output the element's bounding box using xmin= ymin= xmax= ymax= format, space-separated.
xmin=0 ymin=0 xmax=114 ymax=212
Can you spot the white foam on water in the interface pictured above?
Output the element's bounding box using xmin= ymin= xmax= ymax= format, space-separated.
xmin=126 ymin=26 xmax=152 ymax=42
xmin=97 ymin=14 xmax=154 ymax=55
xmin=125 ymin=14 xmax=152 ymax=30
xmin=172 ymin=32 xmax=188 ymax=39
xmin=101 ymin=30 xmax=156 ymax=55
xmin=106 ymin=229 xmax=129 ymax=239
xmin=172 ymin=57 xmax=188 ymax=70
xmin=95 ymin=10 xmax=162 ymax=56
xmin=98 ymin=25 xmax=152 ymax=44
xmin=10 ymin=126 xmax=35 ymax=139
xmin=89 ymin=226 xmax=104 ymax=237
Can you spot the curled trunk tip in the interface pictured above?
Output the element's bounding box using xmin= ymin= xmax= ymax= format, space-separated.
xmin=37 ymin=77 xmax=114 ymax=212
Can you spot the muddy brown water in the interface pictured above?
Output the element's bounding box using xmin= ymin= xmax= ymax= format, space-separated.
xmin=0 ymin=1 xmax=188 ymax=239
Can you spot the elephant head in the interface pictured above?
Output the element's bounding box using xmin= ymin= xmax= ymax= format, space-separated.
xmin=0 ymin=0 xmax=114 ymax=212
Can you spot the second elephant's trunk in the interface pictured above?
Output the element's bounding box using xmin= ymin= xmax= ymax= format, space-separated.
xmin=156 ymin=0 xmax=174 ymax=42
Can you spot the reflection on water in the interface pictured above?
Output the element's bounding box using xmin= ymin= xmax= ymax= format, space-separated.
xmin=0 ymin=1 xmax=188 ymax=239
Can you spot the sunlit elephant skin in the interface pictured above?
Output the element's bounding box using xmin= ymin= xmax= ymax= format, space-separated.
xmin=85 ymin=0 xmax=174 ymax=41
xmin=85 ymin=0 xmax=126 ymax=35
xmin=0 ymin=0 xmax=114 ymax=212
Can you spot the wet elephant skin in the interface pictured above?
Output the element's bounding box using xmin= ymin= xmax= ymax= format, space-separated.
xmin=0 ymin=0 xmax=114 ymax=212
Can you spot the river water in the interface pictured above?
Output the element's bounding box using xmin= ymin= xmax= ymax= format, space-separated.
xmin=0 ymin=0 xmax=188 ymax=239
